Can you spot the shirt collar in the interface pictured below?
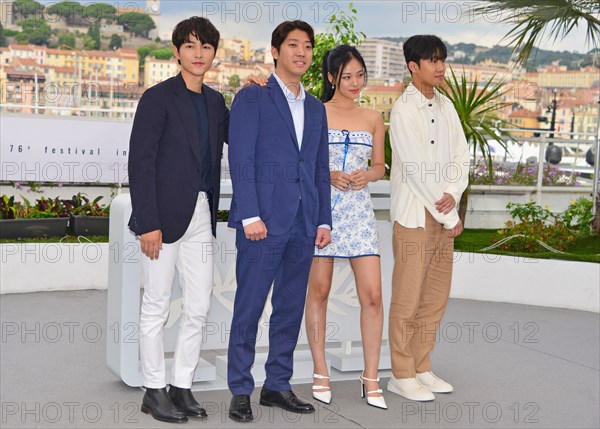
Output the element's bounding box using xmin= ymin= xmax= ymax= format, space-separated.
xmin=273 ymin=72 xmax=306 ymax=103
xmin=407 ymin=83 xmax=443 ymax=110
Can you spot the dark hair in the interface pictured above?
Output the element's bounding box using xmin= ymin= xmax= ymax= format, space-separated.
xmin=320 ymin=45 xmax=368 ymax=102
xmin=402 ymin=35 xmax=447 ymax=75
xmin=172 ymin=16 xmax=220 ymax=52
xmin=271 ymin=20 xmax=315 ymax=67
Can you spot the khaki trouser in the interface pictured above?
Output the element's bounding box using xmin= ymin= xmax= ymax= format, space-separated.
xmin=389 ymin=211 xmax=454 ymax=378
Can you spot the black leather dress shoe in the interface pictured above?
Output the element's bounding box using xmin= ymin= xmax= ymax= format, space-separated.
xmin=259 ymin=387 xmax=315 ymax=413
xmin=168 ymin=385 xmax=207 ymax=418
xmin=141 ymin=387 xmax=188 ymax=423
xmin=229 ymin=395 xmax=253 ymax=422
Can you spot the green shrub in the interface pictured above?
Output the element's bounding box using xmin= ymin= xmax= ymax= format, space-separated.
xmin=494 ymin=198 xmax=594 ymax=252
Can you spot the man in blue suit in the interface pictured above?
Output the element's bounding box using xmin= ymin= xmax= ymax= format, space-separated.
xmin=128 ymin=17 xmax=228 ymax=424
xmin=227 ymin=20 xmax=332 ymax=422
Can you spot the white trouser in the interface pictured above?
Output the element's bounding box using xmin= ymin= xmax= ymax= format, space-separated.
xmin=139 ymin=193 xmax=213 ymax=389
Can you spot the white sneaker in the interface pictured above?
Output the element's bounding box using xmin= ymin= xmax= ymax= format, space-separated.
xmin=387 ymin=375 xmax=435 ymax=401
xmin=416 ymin=371 xmax=453 ymax=393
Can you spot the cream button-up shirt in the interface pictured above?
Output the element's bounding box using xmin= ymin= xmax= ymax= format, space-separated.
xmin=389 ymin=83 xmax=470 ymax=229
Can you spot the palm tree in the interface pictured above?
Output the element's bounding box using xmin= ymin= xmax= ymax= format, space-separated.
xmin=472 ymin=0 xmax=600 ymax=232
xmin=438 ymin=68 xmax=512 ymax=222
xmin=473 ymin=0 xmax=599 ymax=66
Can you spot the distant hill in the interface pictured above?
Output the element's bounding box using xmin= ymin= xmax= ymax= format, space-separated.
xmin=377 ymin=37 xmax=596 ymax=70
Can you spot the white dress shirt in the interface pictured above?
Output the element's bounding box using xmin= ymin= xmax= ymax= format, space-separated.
xmin=389 ymin=83 xmax=470 ymax=229
xmin=243 ymin=73 xmax=328 ymax=228
xmin=272 ymin=71 xmax=306 ymax=148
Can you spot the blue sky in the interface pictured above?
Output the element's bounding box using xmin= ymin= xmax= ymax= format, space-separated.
xmin=37 ymin=1 xmax=593 ymax=53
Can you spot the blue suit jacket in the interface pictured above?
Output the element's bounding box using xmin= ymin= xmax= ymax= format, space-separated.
xmin=128 ymin=73 xmax=229 ymax=243
xmin=228 ymin=75 xmax=331 ymax=236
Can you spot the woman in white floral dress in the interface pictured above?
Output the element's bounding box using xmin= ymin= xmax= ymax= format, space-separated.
xmin=305 ymin=45 xmax=387 ymax=409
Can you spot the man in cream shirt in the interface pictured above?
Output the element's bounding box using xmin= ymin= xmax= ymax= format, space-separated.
xmin=387 ymin=35 xmax=470 ymax=401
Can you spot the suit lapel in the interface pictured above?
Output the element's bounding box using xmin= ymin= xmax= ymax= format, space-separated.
xmin=172 ymin=73 xmax=201 ymax=163
xmin=299 ymin=97 xmax=312 ymax=152
xmin=203 ymin=84 xmax=218 ymax=168
xmin=269 ymin=76 xmax=299 ymax=150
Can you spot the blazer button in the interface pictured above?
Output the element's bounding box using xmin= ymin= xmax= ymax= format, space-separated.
xmin=295 ymin=178 xmax=300 ymax=183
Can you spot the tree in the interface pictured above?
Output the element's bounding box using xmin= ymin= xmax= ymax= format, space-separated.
xmin=473 ymin=0 xmax=600 ymax=232
xmin=4 ymin=28 xmax=20 ymax=38
xmin=87 ymin=22 xmax=100 ymax=50
xmin=17 ymin=17 xmax=51 ymax=45
xmin=302 ymin=2 xmax=366 ymax=98
xmin=13 ymin=0 xmax=43 ymax=20
xmin=47 ymin=1 xmax=84 ymax=26
xmin=228 ymin=74 xmax=241 ymax=90
xmin=118 ymin=12 xmax=155 ymax=37
xmin=0 ymin=23 xmax=6 ymax=47
xmin=109 ymin=34 xmax=122 ymax=50
xmin=84 ymin=3 xmax=117 ymax=23
xmin=138 ymin=44 xmax=172 ymax=65
xmin=137 ymin=45 xmax=153 ymax=65
xmin=82 ymin=34 xmax=97 ymax=50
xmin=152 ymin=49 xmax=173 ymax=60
xmin=473 ymin=0 xmax=599 ymax=66
xmin=57 ymin=31 xmax=76 ymax=49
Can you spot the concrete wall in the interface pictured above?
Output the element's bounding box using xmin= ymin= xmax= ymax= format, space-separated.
xmin=2 ymin=232 xmax=598 ymax=313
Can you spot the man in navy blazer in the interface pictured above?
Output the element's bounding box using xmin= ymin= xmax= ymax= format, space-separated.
xmin=128 ymin=17 xmax=228 ymax=424
xmin=227 ymin=21 xmax=332 ymax=422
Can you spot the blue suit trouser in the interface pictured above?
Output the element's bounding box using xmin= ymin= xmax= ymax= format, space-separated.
xmin=227 ymin=204 xmax=314 ymax=395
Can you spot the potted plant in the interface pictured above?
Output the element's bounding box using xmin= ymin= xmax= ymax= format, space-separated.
xmin=66 ymin=193 xmax=110 ymax=236
xmin=0 ymin=195 xmax=70 ymax=239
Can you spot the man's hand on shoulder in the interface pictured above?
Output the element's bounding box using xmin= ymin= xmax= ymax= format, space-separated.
xmin=315 ymin=227 xmax=331 ymax=249
xmin=244 ymin=219 xmax=268 ymax=241
xmin=243 ymin=74 xmax=268 ymax=88
xmin=140 ymin=229 xmax=162 ymax=260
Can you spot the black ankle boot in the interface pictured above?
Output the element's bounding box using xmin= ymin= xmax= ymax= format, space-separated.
xmin=168 ymin=385 xmax=207 ymax=418
xmin=141 ymin=387 xmax=188 ymax=423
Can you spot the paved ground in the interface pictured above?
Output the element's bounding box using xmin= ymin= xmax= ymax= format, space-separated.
xmin=1 ymin=290 xmax=598 ymax=428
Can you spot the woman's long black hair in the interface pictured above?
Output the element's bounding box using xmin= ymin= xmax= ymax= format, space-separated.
xmin=321 ymin=45 xmax=368 ymax=103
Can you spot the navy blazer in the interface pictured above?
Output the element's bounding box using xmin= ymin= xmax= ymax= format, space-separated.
xmin=128 ymin=73 xmax=229 ymax=243
xmin=228 ymin=75 xmax=331 ymax=236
